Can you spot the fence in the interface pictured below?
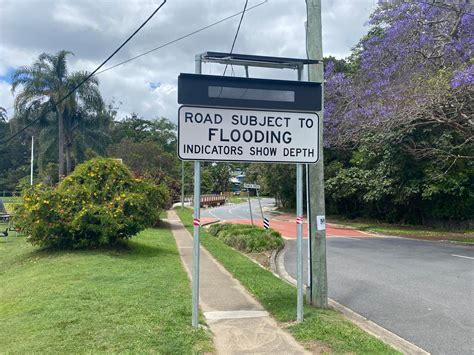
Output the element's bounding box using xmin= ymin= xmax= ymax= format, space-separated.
xmin=185 ymin=194 xmax=227 ymax=208
xmin=1 ymin=191 xmax=21 ymax=198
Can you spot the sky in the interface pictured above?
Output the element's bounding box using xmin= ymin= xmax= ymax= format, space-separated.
xmin=0 ymin=0 xmax=377 ymax=122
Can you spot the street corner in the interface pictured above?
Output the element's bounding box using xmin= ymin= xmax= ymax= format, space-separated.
xmin=327 ymin=224 xmax=375 ymax=238
xmin=201 ymin=217 xmax=220 ymax=226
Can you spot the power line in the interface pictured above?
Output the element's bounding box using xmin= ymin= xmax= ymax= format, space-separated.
xmin=97 ymin=0 xmax=268 ymax=76
xmin=3 ymin=0 xmax=167 ymax=143
xmin=223 ymin=0 xmax=249 ymax=76
xmin=2 ymin=0 xmax=268 ymax=115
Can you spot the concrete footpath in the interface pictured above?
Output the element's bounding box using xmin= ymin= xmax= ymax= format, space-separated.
xmin=167 ymin=210 xmax=309 ymax=354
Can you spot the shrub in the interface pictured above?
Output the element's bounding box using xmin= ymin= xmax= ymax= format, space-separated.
xmin=15 ymin=158 xmax=169 ymax=248
xmin=208 ymin=223 xmax=283 ymax=253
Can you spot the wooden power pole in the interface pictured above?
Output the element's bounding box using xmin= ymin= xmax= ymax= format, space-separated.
xmin=306 ymin=0 xmax=328 ymax=308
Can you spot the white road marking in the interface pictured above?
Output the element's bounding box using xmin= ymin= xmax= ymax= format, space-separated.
xmin=228 ymin=205 xmax=252 ymax=219
xmin=203 ymin=199 xmax=274 ymax=221
xmin=451 ymin=254 xmax=474 ymax=260
xmin=208 ymin=208 xmax=220 ymax=220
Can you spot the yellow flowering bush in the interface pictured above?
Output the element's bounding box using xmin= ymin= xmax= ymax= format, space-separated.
xmin=15 ymin=158 xmax=169 ymax=248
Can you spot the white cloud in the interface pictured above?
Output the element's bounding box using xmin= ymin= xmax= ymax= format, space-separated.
xmin=53 ymin=3 xmax=101 ymax=31
xmin=0 ymin=0 xmax=376 ymax=122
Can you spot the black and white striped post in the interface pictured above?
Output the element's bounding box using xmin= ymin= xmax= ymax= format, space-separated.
xmin=263 ymin=217 xmax=270 ymax=230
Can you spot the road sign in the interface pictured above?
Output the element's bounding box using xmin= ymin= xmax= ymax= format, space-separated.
xmin=244 ymin=183 xmax=260 ymax=189
xmin=178 ymin=105 xmax=319 ymax=164
xmin=178 ymin=73 xmax=322 ymax=111
xmin=183 ymin=52 xmax=322 ymax=328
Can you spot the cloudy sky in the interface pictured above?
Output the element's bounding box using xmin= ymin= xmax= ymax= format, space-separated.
xmin=0 ymin=0 xmax=377 ymax=122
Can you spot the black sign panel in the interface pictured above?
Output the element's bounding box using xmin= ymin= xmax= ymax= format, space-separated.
xmin=178 ymin=74 xmax=322 ymax=111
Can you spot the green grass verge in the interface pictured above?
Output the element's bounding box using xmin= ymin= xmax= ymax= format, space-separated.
xmin=0 ymin=228 xmax=213 ymax=353
xmin=226 ymin=195 xmax=258 ymax=204
xmin=176 ymin=208 xmax=399 ymax=354
xmin=208 ymin=223 xmax=284 ymax=252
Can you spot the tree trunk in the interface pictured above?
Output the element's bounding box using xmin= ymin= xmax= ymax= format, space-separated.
xmin=66 ymin=142 xmax=73 ymax=175
xmin=58 ymin=110 xmax=65 ymax=179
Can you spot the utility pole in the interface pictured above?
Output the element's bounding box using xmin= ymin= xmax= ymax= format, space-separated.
xmin=30 ymin=136 xmax=34 ymax=185
xmin=306 ymin=0 xmax=328 ymax=308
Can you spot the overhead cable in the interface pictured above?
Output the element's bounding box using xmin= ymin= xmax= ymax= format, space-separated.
xmin=4 ymin=0 xmax=167 ymax=143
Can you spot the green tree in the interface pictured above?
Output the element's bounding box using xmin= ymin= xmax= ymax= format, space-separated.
xmin=12 ymin=50 xmax=103 ymax=178
xmin=208 ymin=163 xmax=232 ymax=193
xmin=111 ymin=115 xmax=177 ymax=153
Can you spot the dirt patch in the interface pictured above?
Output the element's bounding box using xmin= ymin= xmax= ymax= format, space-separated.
xmin=247 ymin=250 xmax=273 ymax=268
xmin=302 ymin=341 xmax=333 ymax=354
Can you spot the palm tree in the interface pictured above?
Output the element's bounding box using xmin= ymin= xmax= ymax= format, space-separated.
xmin=11 ymin=50 xmax=103 ymax=178
xmin=0 ymin=107 xmax=7 ymax=122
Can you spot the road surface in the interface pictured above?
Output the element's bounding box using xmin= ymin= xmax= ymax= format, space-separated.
xmin=284 ymin=237 xmax=474 ymax=355
xmin=201 ymin=197 xmax=274 ymax=222
xmin=202 ymin=201 xmax=474 ymax=354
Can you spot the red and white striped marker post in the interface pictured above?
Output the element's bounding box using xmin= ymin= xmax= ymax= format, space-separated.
xmin=296 ymin=216 xmax=304 ymax=225
xmin=193 ymin=218 xmax=200 ymax=227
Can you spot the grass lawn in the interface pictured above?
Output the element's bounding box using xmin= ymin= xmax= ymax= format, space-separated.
xmin=328 ymin=216 xmax=474 ymax=244
xmin=226 ymin=195 xmax=259 ymax=204
xmin=176 ymin=208 xmax=399 ymax=354
xmin=0 ymin=227 xmax=213 ymax=353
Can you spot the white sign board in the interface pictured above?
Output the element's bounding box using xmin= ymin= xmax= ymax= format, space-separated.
xmin=316 ymin=215 xmax=326 ymax=230
xmin=178 ymin=105 xmax=319 ymax=164
xmin=244 ymin=183 xmax=260 ymax=189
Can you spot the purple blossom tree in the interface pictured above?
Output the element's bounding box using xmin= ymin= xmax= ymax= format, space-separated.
xmin=325 ymin=0 xmax=473 ymax=164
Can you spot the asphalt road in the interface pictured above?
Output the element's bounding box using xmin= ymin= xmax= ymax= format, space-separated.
xmin=202 ymin=201 xmax=474 ymax=353
xmin=284 ymin=237 xmax=474 ymax=354
xmin=201 ymin=197 xmax=275 ymax=221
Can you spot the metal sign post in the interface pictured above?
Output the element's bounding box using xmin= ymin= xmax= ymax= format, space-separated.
xmin=255 ymin=183 xmax=265 ymax=221
xmin=296 ymin=163 xmax=304 ymax=322
xmin=247 ymin=190 xmax=254 ymax=226
xmin=192 ymin=160 xmax=201 ymax=328
xmin=296 ymin=66 xmax=304 ymax=322
xmin=191 ymin=55 xmax=202 ymax=328
xmin=244 ymin=183 xmax=263 ymax=226
xmin=30 ymin=136 xmax=34 ymax=185
xmin=306 ymin=164 xmax=312 ymax=303
xmin=181 ymin=161 xmax=184 ymax=209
